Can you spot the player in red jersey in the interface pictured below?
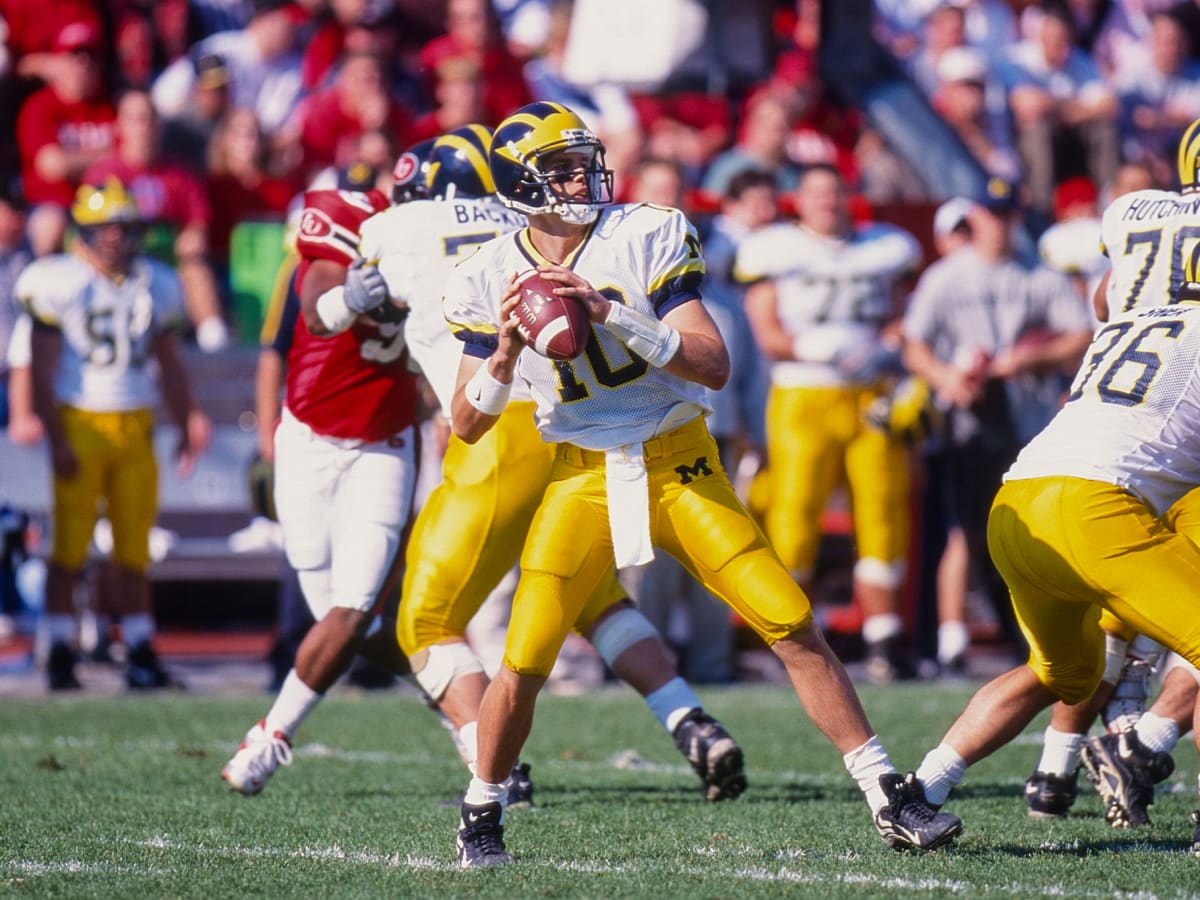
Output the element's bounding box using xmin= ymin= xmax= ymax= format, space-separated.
xmin=221 ymin=184 xmax=421 ymax=794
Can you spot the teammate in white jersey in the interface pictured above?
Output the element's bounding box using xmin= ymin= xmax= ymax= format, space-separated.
xmin=737 ymin=163 xmax=922 ymax=683
xmin=908 ymin=299 xmax=1200 ymax=851
xmin=19 ymin=178 xmax=211 ymax=691
xmin=361 ymin=125 xmax=747 ymax=806
xmin=443 ymin=101 xmax=961 ymax=868
xmin=1022 ymin=125 xmax=1200 ymax=826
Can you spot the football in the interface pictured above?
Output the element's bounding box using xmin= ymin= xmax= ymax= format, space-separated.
xmin=513 ymin=270 xmax=591 ymax=360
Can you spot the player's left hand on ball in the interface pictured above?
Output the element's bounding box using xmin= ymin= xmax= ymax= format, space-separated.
xmin=536 ymin=265 xmax=608 ymax=321
xmin=344 ymin=258 xmax=389 ymax=314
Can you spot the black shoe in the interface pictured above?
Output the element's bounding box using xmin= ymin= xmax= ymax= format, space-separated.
xmin=874 ymin=772 xmax=963 ymax=851
xmin=865 ymin=636 xmax=918 ymax=685
xmin=47 ymin=642 xmax=81 ymax=691
xmin=1024 ymin=769 xmax=1078 ymax=819
xmin=505 ymin=762 xmax=534 ymax=809
xmin=1080 ymin=730 xmax=1174 ymax=828
xmin=456 ymin=801 xmax=513 ymax=868
xmin=672 ymin=709 xmax=747 ymax=801
xmin=125 ymin=641 xmax=182 ymax=690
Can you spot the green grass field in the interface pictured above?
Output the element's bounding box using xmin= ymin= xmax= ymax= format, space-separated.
xmin=2 ymin=682 xmax=1197 ymax=898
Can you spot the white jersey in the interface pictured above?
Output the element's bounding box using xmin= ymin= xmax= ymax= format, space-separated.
xmin=734 ymin=220 xmax=920 ymax=387
xmin=359 ymin=196 xmax=526 ymax=416
xmin=1099 ymin=189 xmax=1200 ymax=319
xmin=1005 ymin=303 xmax=1200 ymax=516
xmin=444 ymin=202 xmax=710 ymax=450
xmin=16 ymin=253 xmax=184 ymax=412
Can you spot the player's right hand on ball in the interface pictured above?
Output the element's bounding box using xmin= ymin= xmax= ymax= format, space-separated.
xmin=495 ymin=273 xmax=529 ymax=368
xmin=344 ymin=258 xmax=388 ymax=314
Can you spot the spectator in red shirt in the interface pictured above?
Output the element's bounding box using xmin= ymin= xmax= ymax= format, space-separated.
xmin=292 ymin=50 xmax=412 ymax=179
xmin=84 ymin=90 xmax=230 ymax=351
xmin=406 ymin=54 xmax=488 ymax=144
xmin=418 ymin=0 xmax=529 ymax=126
xmin=206 ymin=106 xmax=297 ymax=283
xmin=16 ymin=20 xmax=116 ymax=255
xmin=4 ymin=2 xmax=104 ymax=83
xmin=300 ymin=0 xmax=379 ymax=90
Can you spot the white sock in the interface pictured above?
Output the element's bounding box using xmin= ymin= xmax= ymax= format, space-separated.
xmin=937 ymin=620 xmax=970 ymax=663
xmin=645 ymin=677 xmax=701 ymax=733
xmin=1036 ymin=726 xmax=1084 ymax=777
xmin=1134 ymin=711 xmax=1179 ymax=754
xmin=843 ymin=735 xmax=894 ymax=813
xmin=915 ymin=743 xmax=967 ymax=807
xmin=458 ymin=721 xmax=479 ymax=772
xmin=120 ymin=613 xmax=154 ymax=649
xmin=264 ymin=670 xmax=323 ymax=738
xmin=463 ymin=776 xmax=507 ymax=807
xmin=862 ymin=613 xmax=903 ymax=645
xmin=46 ymin=613 xmax=75 ymax=645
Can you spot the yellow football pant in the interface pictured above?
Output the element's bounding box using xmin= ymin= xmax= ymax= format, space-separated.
xmin=764 ymin=384 xmax=910 ymax=576
xmin=988 ymin=477 xmax=1200 ymax=704
xmin=397 ymin=401 xmax=624 ymax=657
xmin=51 ymin=406 xmax=157 ymax=571
xmin=507 ymin=416 xmax=814 ymax=677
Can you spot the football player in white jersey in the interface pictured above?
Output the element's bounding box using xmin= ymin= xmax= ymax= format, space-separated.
xmin=360 ymin=125 xmax=747 ymax=805
xmin=1022 ymin=123 xmax=1200 ymax=825
xmin=737 ymin=163 xmax=922 ymax=683
xmin=442 ymin=101 xmax=962 ymax=867
xmin=908 ymin=294 xmax=1200 ymax=852
xmin=19 ymin=178 xmax=211 ymax=691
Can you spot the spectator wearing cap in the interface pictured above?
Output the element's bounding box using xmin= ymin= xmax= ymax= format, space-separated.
xmin=1037 ymin=175 xmax=1105 ymax=313
xmin=998 ymin=5 xmax=1119 ymax=220
xmin=1114 ymin=10 xmax=1200 ymax=187
xmin=15 ymin=20 xmax=117 ymax=256
xmin=290 ymin=50 xmax=412 ymax=179
xmin=901 ymin=179 xmax=1093 ymax=658
xmin=931 ymin=195 xmax=974 ymax=258
xmin=151 ymin=0 xmax=306 ymax=137
xmin=932 ymin=46 xmax=1021 ymax=184
xmin=83 ymin=90 xmax=231 ymax=352
xmin=160 ymin=54 xmax=233 ymax=172
xmin=4 ymin=3 xmax=104 ymax=83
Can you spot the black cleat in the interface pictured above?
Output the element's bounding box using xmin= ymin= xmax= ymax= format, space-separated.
xmin=505 ymin=762 xmax=534 ymax=809
xmin=125 ymin=641 xmax=183 ymax=690
xmin=1081 ymin=730 xmax=1174 ymax=828
xmin=1024 ymin=769 xmax=1078 ymax=819
xmin=456 ymin=801 xmax=513 ymax=869
xmin=864 ymin=636 xmax=918 ymax=685
xmin=874 ymin=772 xmax=963 ymax=851
xmin=672 ymin=709 xmax=747 ymax=801
xmin=47 ymin=641 xmax=81 ymax=691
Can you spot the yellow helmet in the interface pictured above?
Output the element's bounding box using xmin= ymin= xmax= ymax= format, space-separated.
xmin=489 ymin=101 xmax=613 ymax=223
xmin=1177 ymin=118 xmax=1200 ymax=194
xmin=71 ymin=177 xmax=140 ymax=227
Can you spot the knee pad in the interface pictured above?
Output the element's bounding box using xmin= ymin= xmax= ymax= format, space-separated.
xmin=1101 ymin=633 xmax=1129 ymax=685
xmin=1159 ymin=651 xmax=1200 ymax=687
xmin=411 ymin=641 xmax=485 ymax=701
xmin=853 ymin=557 xmax=905 ymax=590
xmin=587 ymin=605 xmax=661 ymax=667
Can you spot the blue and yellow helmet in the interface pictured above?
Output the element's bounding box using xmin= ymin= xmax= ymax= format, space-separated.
xmin=489 ymin=101 xmax=613 ymax=223
xmin=1177 ymin=118 xmax=1200 ymax=194
xmin=71 ymin=178 xmax=139 ymax=228
xmin=427 ymin=124 xmax=495 ymax=200
xmin=1180 ymin=238 xmax=1200 ymax=301
xmin=392 ymin=139 xmax=436 ymax=204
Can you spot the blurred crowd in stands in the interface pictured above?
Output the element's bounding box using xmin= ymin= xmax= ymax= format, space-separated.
xmin=3 ymin=0 xmax=1200 ymax=682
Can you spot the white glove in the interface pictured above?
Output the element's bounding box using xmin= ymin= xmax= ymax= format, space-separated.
xmin=344 ymin=259 xmax=388 ymax=314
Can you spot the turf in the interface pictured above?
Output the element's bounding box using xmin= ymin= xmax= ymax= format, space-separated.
xmin=1 ymin=683 xmax=1197 ymax=898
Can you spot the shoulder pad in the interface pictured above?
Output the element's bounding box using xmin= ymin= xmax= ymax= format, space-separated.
xmin=295 ymin=188 xmax=390 ymax=266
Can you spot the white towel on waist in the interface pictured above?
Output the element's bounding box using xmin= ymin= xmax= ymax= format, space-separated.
xmin=605 ymin=444 xmax=655 ymax=568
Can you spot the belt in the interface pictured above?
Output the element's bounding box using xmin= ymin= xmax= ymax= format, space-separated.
xmin=557 ymin=415 xmax=708 ymax=467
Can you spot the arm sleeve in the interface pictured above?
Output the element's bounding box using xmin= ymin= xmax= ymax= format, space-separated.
xmin=443 ymin=263 xmax=499 ymax=360
xmin=644 ymin=207 xmax=705 ymax=317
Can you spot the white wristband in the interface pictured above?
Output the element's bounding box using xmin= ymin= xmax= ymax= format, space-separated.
xmin=792 ymin=332 xmax=839 ymax=363
xmin=315 ymin=285 xmax=357 ymax=333
xmin=464 ymin=364 xmax=513 ymax=416
xmin=603 ymin=302 xmax=680 ymax=367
